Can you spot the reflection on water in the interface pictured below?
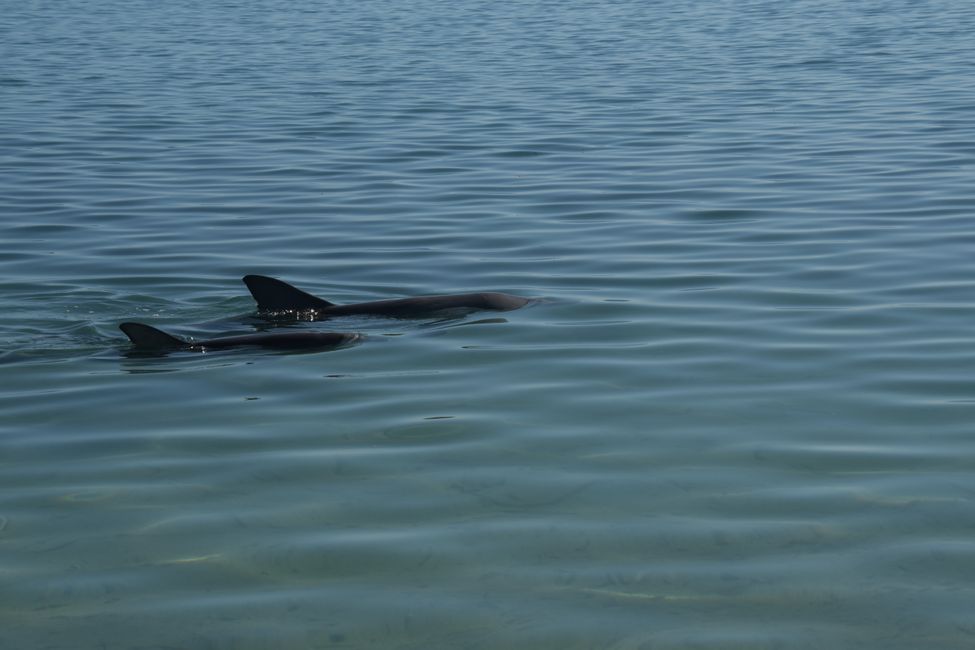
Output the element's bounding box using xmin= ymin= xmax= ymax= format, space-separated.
xmin=3 ymin=0 xmax=975 ymax=648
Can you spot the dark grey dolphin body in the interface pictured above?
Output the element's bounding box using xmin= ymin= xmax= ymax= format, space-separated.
xmin=242 ymin=275 xmax=531 ymax=318
xmin=120 ymin=322 xmax=361 ymax=352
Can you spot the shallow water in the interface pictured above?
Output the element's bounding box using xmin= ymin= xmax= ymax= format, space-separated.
xmin=3 ymin=0 xmax=975 ymax=648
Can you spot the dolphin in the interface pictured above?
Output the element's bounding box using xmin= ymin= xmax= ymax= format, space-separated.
xmin=120 ymin=322 xmax=361 ymax=352
xmin=242 ymin=275 xmax=531 ymax=318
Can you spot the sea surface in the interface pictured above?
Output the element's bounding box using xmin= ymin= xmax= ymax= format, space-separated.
xmin=2 ymin=1 xmax=975 ymax=648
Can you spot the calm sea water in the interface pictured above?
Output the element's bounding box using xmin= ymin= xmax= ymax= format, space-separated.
xmin=3 ymin=1 xmax=975 ymax=648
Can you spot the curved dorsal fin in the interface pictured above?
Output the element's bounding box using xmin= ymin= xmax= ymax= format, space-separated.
xmin=119 ymin=322 xmax=187 ymax=349
xmin=242 ymin=275 xmax=336 ymax=311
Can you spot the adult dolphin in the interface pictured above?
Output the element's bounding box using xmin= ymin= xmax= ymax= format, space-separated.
xmin=242 ymin=275 xmax=531 ymax=318
xmin=120 ymin=322 xmax=361 ymax=352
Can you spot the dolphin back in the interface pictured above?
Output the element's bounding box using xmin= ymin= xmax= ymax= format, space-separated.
xmin=475 ymin=292 xmax=531 ymax=311
xmin=242 ymin=275 xmax=336 ymax=311
xmin=119 ymin=322 xmax=187 ymax=349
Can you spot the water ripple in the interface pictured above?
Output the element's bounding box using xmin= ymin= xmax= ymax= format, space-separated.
xmin=3 ymin=0 xmax=975 ymax=647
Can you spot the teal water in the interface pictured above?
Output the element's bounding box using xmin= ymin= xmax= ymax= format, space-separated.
xmin=3 ymin=0 xmax=975 ymax=647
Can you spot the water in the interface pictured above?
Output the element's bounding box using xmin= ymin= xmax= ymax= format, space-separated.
xmin=2 ymin=0 xmax=975 ymax=647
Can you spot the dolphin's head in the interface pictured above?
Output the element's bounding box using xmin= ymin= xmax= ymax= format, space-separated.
xmin=476 ymin=292 xmax=532 ymax=311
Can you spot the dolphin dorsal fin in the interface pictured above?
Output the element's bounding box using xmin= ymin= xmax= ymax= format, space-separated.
xmin=242 ymin=275 xmax=336 ymax=311
xmin=119 ymin=322 xmax=187 ymax=349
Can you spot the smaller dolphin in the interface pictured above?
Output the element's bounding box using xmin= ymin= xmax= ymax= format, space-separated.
xmin=242 ymin=275 xmax=531 ymax=318
xmin=120 ymin=322 xmax=361 ymax=352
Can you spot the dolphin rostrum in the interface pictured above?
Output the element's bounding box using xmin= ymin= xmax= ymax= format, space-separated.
xmin=242 ymin=275 xmax=531 ymax=318
xmin=120 ymin=322 xmax=361 ymax=352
